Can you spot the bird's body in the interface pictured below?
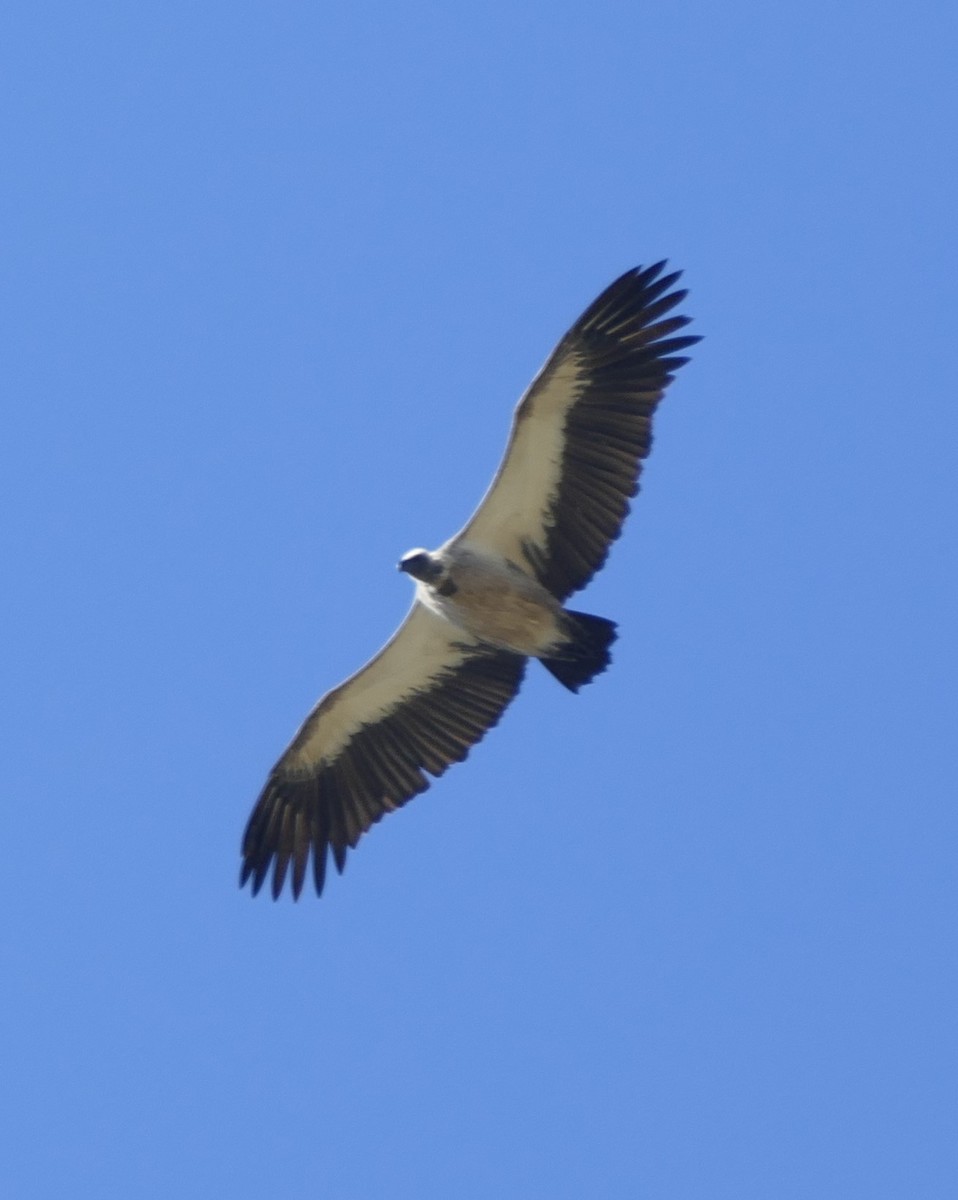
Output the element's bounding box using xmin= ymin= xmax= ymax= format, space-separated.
xmin=405 ymin=543 xmax=566 ymax=658
xmin=240 ymin=262 xmax=700 ymax=898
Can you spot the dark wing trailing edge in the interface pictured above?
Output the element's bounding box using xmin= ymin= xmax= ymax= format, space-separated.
xmin=453 ymin=262 xmax=700 ymax=600
xmin=240 ymin=604 xmax=526 ymax=899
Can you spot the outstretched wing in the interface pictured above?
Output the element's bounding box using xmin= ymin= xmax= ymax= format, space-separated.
xmin=452 ymin=262 xmax=699 ymax=600
xmin=241 ymin=603 xmax=526 ymax=899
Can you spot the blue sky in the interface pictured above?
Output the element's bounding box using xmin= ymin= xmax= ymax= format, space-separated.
xmin=3 ymin=2 xmax=956 ymax=1197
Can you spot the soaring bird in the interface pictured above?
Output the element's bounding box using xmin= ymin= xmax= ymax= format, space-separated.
xmin=241 ymin=262 xmax=699 ymax=898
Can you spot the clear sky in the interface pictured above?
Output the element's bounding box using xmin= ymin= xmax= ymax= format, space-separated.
xmin=3 ymin=2 xmax=956 ymax=1197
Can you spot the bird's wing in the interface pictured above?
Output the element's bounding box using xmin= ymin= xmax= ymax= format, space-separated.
xmin=452 ymin=262 xmax=699 ymax=600
xmin=241 ymin=602 xmax=526 ymax=899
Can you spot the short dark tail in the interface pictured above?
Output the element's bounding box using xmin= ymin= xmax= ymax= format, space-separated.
xmin=540 ymin=611 xmax=618 ymax=693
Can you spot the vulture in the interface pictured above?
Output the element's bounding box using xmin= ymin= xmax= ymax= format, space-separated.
xmin=241 ymin=262 xmax=699 ymax=898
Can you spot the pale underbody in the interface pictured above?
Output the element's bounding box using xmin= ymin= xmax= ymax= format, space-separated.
xmin=417 ymin=543 xmax=566 ymax=657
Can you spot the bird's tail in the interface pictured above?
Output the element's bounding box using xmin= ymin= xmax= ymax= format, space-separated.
xmin=540 ymin=611 xmax=618 ymax=693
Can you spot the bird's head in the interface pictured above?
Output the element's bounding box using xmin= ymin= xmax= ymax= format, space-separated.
xmin=398 ymin=548 xmax=442 ymax=583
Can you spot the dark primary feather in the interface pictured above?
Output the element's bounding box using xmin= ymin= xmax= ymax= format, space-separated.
xmin=240 ymin=649 xmax=527 ymax=898
xmin=521 ymin=261 xmax=700 ymax=600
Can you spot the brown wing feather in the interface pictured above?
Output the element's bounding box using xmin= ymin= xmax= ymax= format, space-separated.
xmin=241 ymin=644 xmax=526 ymax=899
xmin=454 ymin=262 xmax=699 ymax=600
